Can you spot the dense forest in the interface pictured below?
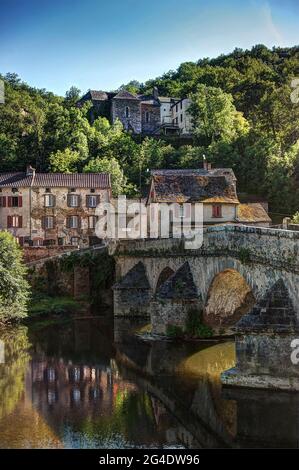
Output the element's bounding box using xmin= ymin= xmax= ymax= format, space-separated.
xmin=1 ymin=44 xmax=299 ymax=216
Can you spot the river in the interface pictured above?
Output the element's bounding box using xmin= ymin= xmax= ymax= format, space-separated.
xmin=0 ymin=317 xmax=298 ymax=449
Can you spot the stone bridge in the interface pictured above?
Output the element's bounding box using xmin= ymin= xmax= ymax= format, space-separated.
xmin=112 ymin=225 xmax=299 ymax=390
xmin=111 ymin=225 xmax=299 ymax=333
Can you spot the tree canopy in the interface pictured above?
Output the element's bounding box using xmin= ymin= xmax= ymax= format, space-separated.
xmin=0 ymin=232 xmax=30 ymax=322
xmin=1 ymin=44 xmax=299 ymax=214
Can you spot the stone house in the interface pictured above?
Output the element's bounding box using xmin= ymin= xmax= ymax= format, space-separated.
xmin=171 ymin=98 xmax=193 ymax=135
xmin=146 ymin=164 xmax=271 ymax=230
xmin=0 ymin=167 xmax=111 ymax=247
xmin=77 ymin=87 xmax=192 ymax=135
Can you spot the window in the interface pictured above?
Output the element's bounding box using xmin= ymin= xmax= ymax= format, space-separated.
xmin=179 ymin=205 xmax=185 ymax=218
xmin=0 ymin=196 xmax=6 ymax=207
xmin=88 ymin=215 xmax=97 ymax=229
xmin=7 ymin=215 xmax=22 ymax=228
xmin=145 ymin=111 xmax=150 ymax=123
xmin=175 ymin=117 xmax=178 ymax=124
xmin=7 ymin=196 xmax=22 ymax=207
xmin=68 ymin=215 xmax=79 ymax=229
xmin=68 ymin=194 xmax=79 ymax=207
xmin=212 ymin=205 xmax=222 ymax=218
xmin=90 ymin=188 xmax=95 ymax=193
xmin=180 ymin=101 xmax=183 ymax=109
xmin=86 ymin=195 xmax=98 ymax=208
xmin=71 ymin=237 xmax=80 ymax=246
xmin=43 ymin=216 xmax=54 ymax=229
xmin=125 ymin=106 xmax=130 ymax=118
xmin=176 ymin=104 xmax=178 ymax=112
xmin=44 ymin=194 xmax=55 ymax=207
xmin=180 ymin=114 xmax=183 ymax=122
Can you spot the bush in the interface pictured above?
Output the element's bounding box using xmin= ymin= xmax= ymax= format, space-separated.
xmin=0 ymin=232 xmax=30 ymax=322
xmin=166 ymin=324 xmax=184 ymax=338
xmin=291 ymin=212 xmax=299 ymax=224
xmin=185 ymin=309 xmax=213 ymax=338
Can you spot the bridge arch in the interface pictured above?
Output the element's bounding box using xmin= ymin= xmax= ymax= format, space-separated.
xmin=155 ymin=267 xmax=175 ymax=292
xmin=203 ymin=268 xmax=256 ymax=327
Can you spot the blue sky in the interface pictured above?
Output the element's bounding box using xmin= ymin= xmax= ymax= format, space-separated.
xmin=0 ymin=0 xmax=298 ymax=96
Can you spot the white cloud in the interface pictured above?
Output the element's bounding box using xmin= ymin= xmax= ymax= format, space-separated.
xmin=260 ymin=1 xmax=284 ymax=44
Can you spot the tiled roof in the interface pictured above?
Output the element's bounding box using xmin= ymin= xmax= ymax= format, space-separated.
xmin=0 ymin=172 xmax=111 ymax=188
xmin=113 ymin=90 xmax=139 ymax=100
xmin=150 ymin=169 xmax=238 ymax=204
xmin=237 ymin=203 xmax=271 ymax=223
xmin=89 ymin=90 xmax=109 ymax=101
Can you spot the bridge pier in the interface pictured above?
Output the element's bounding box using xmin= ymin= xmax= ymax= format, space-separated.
xmin=221 ymin=279 xmax=299 ymax=391
xmin=150 ymin=262 xmax=201 ymax=335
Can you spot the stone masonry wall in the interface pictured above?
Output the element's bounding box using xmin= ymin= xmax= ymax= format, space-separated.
xmin=111 ymin=99 xmax=141 ymax=133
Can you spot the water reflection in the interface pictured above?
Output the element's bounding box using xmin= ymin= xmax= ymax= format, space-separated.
xmin=0 ymin=319 xmax=298 ymax=448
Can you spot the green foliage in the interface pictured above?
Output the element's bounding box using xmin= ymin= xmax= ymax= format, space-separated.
xmin=28 ymin=295 xmax=80 ymax=317
xmin=166 ymin=324 xmax=184 ymax=338
xmin=238 ymin=248 xmax=251 ymax=264
xmin=185 ymin=309 xmax=213 ymax=338
xmin=84 ymin=156 xmax=126 ymax=196
xmin=50 ymin=148 xmax=81 ymax=173
xmin=291 ymin=212 xmax=299 ymax=224
xmin=0 ymin=231 xmax=30 ymax=322
xmin=2 ymin=43 xmax=299 ymax=214
xmin=189 ymin=84 xmax=249 ymax=145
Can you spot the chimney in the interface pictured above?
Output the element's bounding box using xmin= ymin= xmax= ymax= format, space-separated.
xmin=26 ymin=165 xmax=36 ymax=177
xmin=153 ymin=86 xmax=159 ymax=100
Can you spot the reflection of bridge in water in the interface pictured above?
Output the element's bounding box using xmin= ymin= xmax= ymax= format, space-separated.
xmin=1 ymin=319 xmax=299 ymax=448
xmin=114 ymin=319 xmax=299 ymax=449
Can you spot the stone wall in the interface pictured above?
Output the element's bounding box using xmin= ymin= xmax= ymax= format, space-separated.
xmin=141 ymin=103 xmax=160 ymax=134
xmin=113 ymin=225 xmax=299 ymax=315
xmin=111 ymin=98 xmax=141 ymax=133
xmin=113 ymin=288 xmax=151 ymax=317
xmin=23 ymin=245 xmax=76 ymax=263
xmin=150 ymin=299 xmax=200 ymax=334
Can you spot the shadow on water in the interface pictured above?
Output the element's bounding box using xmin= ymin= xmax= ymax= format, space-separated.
xmin=0 ymin=317 xmax=298 ymax=448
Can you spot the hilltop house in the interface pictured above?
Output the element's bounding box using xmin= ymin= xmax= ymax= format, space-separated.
xmin=146 ymin=165 xmax=271 ymax=231
xmin=0 ymin=167 xmax=111 ymax=247
xmin=77 ymin=87 xmax=193 ymax=136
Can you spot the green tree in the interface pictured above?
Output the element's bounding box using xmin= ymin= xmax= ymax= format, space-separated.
xmin=83 ymin=156 xmax=127 ymax=196
xmin=0 ymin=232 xmax=30 ymax=322
xmin=49 ymin=148 xmax=81 ymax=173
xmin=189 ymin=84 xmax=249 ymax=145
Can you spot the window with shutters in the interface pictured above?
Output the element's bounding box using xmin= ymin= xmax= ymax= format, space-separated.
xmin=8 ymin=196 xmax=22 ymax=207
xmin=212 ymin=204 xmax=222 ymax=218
xmin=86 ymin=195 xmax=97 ymax=208
xmin=44 ymin=216 xmax=54 ymax=229
xmin=8 ymin=215 xmax=22 ymax=228
xmin=88 ymin=215 xmax=97 ymax=229
xmin=68 ymin=215 xmax=79 ymax=229
xmin=68 ymin=194 xmax=79 ymax=207
xmin=44 ymin=194 xmax=55 ymax=207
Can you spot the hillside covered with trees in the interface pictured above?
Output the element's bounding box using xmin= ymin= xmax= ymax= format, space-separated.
xmin=1 ymin=44 xmax=299 ymax=216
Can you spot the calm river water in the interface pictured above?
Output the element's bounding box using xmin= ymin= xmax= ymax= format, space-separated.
xmin=0 ymin=317 xmax=298 ymax=449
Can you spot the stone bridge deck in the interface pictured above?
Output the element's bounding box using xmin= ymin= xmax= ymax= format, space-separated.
xmin=112 ymin=224 xmax=299 ymax=315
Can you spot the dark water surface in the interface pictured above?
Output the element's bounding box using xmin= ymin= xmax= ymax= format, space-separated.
xmin=0 ymin=317 xmax=298 ymax=449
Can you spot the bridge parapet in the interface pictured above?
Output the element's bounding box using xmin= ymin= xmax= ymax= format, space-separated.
xmin=113 ymin=225 xmax=299 ymax=273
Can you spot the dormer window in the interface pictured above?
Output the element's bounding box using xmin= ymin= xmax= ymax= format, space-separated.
xmin=125 ymin=106 xmax=130 ymax=118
